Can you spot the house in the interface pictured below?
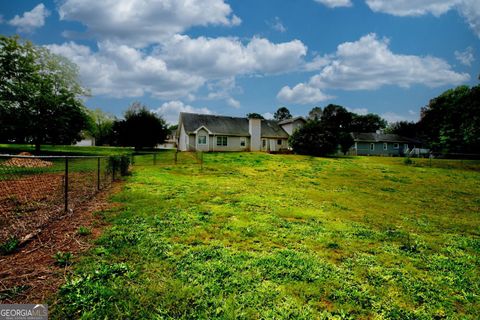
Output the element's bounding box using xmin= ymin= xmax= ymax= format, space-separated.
xmin=177 ymin=113 xmax=290 ymax=152
xmin=158 ymin=128 xmax=177 ymax=149
xmin=350 ymin=132 xmax=422 ymax=156
xmin=278 ymin=117 xmax=306 ymax=135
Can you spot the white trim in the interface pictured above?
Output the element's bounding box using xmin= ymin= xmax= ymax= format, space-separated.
xmin=193 ymin=125 xmax=213 ymax=134
xmin=393 ymin=143 xmax=399 ymax=149
xmin=370 ymin=143 xmax=375 ymax=151
xmin=383 ymin=142 xmax=388 ymax=150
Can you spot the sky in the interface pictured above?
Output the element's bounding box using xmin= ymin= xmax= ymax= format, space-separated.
xmin=0 ymin=0 xmax=479 ymax=124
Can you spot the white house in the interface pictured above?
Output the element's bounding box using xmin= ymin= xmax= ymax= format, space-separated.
xmin=177 ymin=113 xmax=298 ymax=152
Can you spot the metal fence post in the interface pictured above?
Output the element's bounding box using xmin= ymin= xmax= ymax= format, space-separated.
xmin=97 ymin=157 xmax=101 ymax=191
xmin=112 ymin=159 xmax=116 ymax=182
xmin=64 ymin=157 xmax=69 ymax=212
xmin=200 ymin=151 xmax=203 ymax=171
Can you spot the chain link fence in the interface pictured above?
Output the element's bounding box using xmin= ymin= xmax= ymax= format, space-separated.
xmin=0 ymin=154 xmax=129 ymax=246
xmin=131 ymin=150 xmax=203 ymax=167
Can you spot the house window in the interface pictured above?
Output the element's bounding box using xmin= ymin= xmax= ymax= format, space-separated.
xmin=383 ymin=143 xmax=388 ymax=150
xmin=198 ymin=135 xmax=207 ymax=145
xmin=277 ymin=139 xmax=282 ymax=145
xmin=240 ymin=137 xmax=246 ymax=147
xmin=370 ymin=143 xmax=375 ymax=151
xmin=217 ymin=136 xmax=227 ymax=146
xmin=262 ymin=139 xmax=266 ymax=147
xmin=393 ymin=143 xmax=399 ymax=149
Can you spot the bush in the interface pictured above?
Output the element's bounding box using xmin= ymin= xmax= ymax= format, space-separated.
xmin=77 ymin=226 xmax=92 ymax=236
xmin=108 ymin=155 xmax=131 ymax=177
xmin=0 ymin=236 xmax=19 ymax=255
xmin=289 ymin=120 xmax=338 ymax=156
xmin=53 ymin=251 xmax=73 ymax=266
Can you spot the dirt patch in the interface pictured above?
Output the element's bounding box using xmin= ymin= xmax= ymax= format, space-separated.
xmin=0 ymin=182 xmax=123 ymax=304
xmin=0 ymin=171 xmax=111 ymax=244
xmin=3 ymin=152 xmax=54 ymax=168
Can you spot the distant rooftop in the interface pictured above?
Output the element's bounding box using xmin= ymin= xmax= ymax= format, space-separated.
xmin=179 ymin=112 xmax=288 ymax=138
xmin=352 ymin=132 xmax=421 ymax=144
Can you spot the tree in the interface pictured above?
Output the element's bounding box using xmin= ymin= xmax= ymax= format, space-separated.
xmin=114 ymin=102 xmax=168 ymax=150
xmin=338 ymin=132 xmax=354 ymax=155
xmin=87 ymin=108 xmax=115 ymax=146
xmin=246 ymin=113 xmax=264 ymax=119
xmin=384 ymin=121 xmax=418 ymax=138
xmin=0 ymin=35 xmax=90 ymax=152
xmin=418 ymin=85 xmax=480 ymax=153
xmin=349 ymin=113 xmax=387 ymax=132
xmin=321 ymin=104 xmax=352 ymax=132
xmin=274 ymin=107 xmax=292 ymax=121
xmin=308 ymin=106 xmax=322 ymax=120
xmin=289 ymin=119 xmax=338 ymax=156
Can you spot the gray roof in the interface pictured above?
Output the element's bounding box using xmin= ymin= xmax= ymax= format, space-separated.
xmin=179 ymin=112 xmax=289 ymax=138
xmin=278 ymin=116 xmax=306 ymax=125
xmin=352 ymin=132 xmax=420 ymax=144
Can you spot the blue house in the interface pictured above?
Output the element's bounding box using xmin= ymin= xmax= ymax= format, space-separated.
xmin=350 ymin=132 xmax=422 ymax=156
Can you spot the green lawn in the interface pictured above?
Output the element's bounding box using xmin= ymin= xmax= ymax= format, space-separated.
xmin=0 ymin=144 xmax=133 ymax=156
xmin=52 ymin=152 xmax=480 ymax=319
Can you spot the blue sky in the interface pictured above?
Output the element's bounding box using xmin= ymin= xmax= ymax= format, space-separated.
xmin=0 ymin=0 xmax=478 ymax=124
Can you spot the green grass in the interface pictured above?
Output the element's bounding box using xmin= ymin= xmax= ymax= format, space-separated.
xmin=52 ymin=153 xmax=480 ymax=319
xmin=0 ymin=144 xmax=133 ymax=156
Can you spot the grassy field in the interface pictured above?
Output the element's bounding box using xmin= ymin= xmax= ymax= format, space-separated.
xmin=52 ymin=152 xmax=480 ymax=319
xmin=0 ymin=144 xmax=133 ymax=156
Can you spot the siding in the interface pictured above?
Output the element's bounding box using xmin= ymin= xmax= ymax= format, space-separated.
xmin=209 ymin=135 xmax=250 ymax=152
xmin=355 ymin=142 xmax=408 ymax=156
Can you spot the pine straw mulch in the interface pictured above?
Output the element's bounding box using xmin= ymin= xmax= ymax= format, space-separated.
xmin=2 ymin=152 xmax=54 ymax=168
xmin=0 ymin=181 xmax=123 ymax=304
xmin=0 ymin=172 xmax=103 ymax=244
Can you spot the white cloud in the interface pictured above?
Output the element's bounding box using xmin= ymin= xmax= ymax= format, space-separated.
xmin=226 ymin=97 xmax=241 ymax=109
xmin=314 ymin=0 xmax=353 ymax=8
xmin=8 ymin=3 xmax=50 ymax=33
xmin=457 ymin=0 xmax=480 ymax=37
xmin=381 ymin=111 xmax=418 ymax=123
xmin=277 ymin=83 xmax=333 ymax=104
xmin=161 ymin=35 xmax=307 ymax=78
xmin=154 ymin=100 xmax=213 ymax=124
xmin=47 ymin=34 xmax=307 ymax=101
xmin=262 ymin=112 xmax=274 ymax=119
xmin=46 ymin=41 xmax=205 ymax=99
xmin=267 ymin=17 xmax=287 ymax=33
xmin=364 ymin=0 xmax=480 ymax=37
xmin=348 ymin=107 xmax=369 ymax=115
xmin=308 ymin=33 xmax=469 ymax=90
xmin=304 ymin=55 xmax=331 ymax=71
xmin=59 ymin=0 xmax=241 ymax=47
xmin=455 ymin=47 xmax=475 ymax=66
xmin=365 ymin=0 xmax=458 ymax=16
xmin=278 ymin=33 xmax=469 ymax=105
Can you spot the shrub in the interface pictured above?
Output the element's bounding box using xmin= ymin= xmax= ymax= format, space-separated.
xmin=404 ymin=157 xmax=413 ymax=165
xmin=108 ymin=155 xmax=131 ymax=177
xmin=77 ymin=226 xmax=92 ymax=236
xmin=0 ymin=236 xmax=19 ymax=255
xmin=53 ymin=251 xmax=73 ymax=266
